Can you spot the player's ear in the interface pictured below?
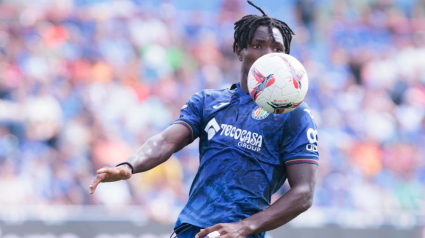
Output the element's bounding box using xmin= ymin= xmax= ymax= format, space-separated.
xmin=235 ymin=44 xmax=243 ymax=61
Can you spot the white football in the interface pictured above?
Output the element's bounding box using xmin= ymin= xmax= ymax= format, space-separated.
xmin=247 ymin=53 xmax=309 ymax=114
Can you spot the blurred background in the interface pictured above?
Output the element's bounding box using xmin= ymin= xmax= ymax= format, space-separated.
xmin=0 ymin=0 xmax=424 ymax=237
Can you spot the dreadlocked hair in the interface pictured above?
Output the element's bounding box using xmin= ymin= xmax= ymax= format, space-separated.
xmin=233 ymin=1 xmax=295 ymax=54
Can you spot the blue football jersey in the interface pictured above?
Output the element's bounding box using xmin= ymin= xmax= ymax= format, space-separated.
xmin=172 ymin=83 xmax=319 ymax=237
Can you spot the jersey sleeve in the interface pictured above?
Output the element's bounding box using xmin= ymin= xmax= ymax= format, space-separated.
xmin=172 ymin=91 xmax=204 ymax=143
xmin=280 ymin=104 xmax=319 ymax=166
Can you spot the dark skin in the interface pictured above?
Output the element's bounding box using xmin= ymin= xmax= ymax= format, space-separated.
xmin=238 ymin=26 xmax=286 ymax=93
xmin=89 ymin=25 xmax=318 ymax=238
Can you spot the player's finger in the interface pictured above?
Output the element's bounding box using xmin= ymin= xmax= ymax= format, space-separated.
xmin=206 ymin=231 xmax=220 ymax=238
xmin=195 ymin=228 xmax=208 ymax=238
xmin=195 ymin=225 xmax=218 ymax=238
xmin=89 ymin=173 xmax=106 ymax=194
xmin=96 ymin=167 xmax=111 ymax=174
xmin=89 ymin=174 xmax=105 ymax=193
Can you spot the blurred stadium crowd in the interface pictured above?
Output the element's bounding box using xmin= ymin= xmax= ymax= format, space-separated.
xmin=0 ymin=0 xmax=424 ymax=225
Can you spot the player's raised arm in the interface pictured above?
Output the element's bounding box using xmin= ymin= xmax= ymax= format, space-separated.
xmin=89 ymin=124 xmax=191 ymax=194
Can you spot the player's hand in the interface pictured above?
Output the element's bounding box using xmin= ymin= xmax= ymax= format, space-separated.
xmin=195 ymin=222 xmax=251 ymax=238
xmin=89 ymin=165 xmax=132 ymax=194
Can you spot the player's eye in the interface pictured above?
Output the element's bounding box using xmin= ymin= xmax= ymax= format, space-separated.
xmin=274 ymin=47 xmax=283 ymax=52
xmin=252 ymin=44 xmax=261 ymax=49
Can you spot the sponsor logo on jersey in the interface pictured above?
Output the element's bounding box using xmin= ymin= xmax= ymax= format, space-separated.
xmin=204 ymin=118 xmax=221 ymax=140
xmin=251 ymin=106 xmax=270 ymax=120
xmin=306 ymin=128 xmax=318 ymax=152
xmin=205 ymin=118 xmax=263 ymax=152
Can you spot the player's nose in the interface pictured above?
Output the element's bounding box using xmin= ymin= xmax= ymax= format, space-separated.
xmin=262 ymin=47 xmax=273 ymax=56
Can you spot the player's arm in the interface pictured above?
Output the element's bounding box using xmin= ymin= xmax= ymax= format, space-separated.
xmin=89 ymin=124 xmax=191 ymax=194
xmin=196 ymin=163 xmax=317 ymax=238
xmin=240 ymin=162 xmax=317 ymax=234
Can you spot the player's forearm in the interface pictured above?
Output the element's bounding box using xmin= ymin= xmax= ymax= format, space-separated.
xmin=119 ymin=124 xmax=190 ymax=174
xmin=241 ymin=186 xmax=314 ymax=235
xmin=127 ymin=133 xmax=177 ymax=173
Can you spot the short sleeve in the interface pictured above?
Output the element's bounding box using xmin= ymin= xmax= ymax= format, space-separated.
xmin=280 ymin=104 xmax=319 ymax=166
xmin=172 ymin=92 xmax=204 ymax=143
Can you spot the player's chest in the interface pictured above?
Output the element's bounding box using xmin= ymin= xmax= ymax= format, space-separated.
xmin=201 ymin=103 xmax=284 ymax=153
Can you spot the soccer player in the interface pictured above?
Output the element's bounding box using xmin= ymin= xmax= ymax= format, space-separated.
xmin=89 ymin=2 xmax=319 ymax=238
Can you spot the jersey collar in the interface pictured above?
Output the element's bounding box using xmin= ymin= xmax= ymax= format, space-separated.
xmin=231 ymin=83 xmax=253 ymax=104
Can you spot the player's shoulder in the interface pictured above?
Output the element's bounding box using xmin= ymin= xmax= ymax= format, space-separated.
xmin=286 ymin=102 xmax=316 ymax=126
xmin=290 ymin=102 xmax=314 ymax=117
xmin=203 ymin=87 xmax=234 ymax=98
xmin=294 ymin=102 xmax=311 ymax=112
xmin=193 ymin=86 xmax=234 ymax=103
xmin=186 ymin=86 xmax=234 ymax=110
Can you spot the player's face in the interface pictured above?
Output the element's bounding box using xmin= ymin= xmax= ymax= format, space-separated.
xmin=237 ymin=26 xmax=285 ymax=92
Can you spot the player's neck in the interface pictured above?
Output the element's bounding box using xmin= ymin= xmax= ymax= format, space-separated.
xmin=240 ymin=76 xmax=249 ymax=94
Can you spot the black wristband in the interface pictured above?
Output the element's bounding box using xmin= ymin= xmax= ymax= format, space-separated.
xmin=116 ymin=162 xmax=135 ymax=174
